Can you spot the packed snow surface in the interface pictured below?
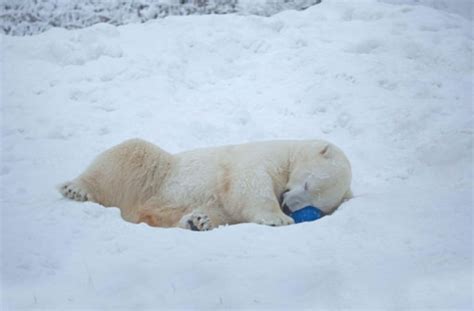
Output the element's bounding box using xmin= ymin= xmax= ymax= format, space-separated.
xmin=1 ymin=0 xmax=472 ymax=309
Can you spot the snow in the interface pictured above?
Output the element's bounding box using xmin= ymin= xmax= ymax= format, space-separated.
xmin=379 ymin=0 xmax=473 ymax=20
xmin=1 ymin=0 xmax=472 ymax=309
xmin=0 ymin=0 xmax=321 ymax=36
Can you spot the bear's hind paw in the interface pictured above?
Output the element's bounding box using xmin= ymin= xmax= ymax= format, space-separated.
xmin=59 ymin=181 xmax=90 ymax=202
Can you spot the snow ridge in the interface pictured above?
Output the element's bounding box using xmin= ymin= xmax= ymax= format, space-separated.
xmin=1 ymin=0 xmax=321 ymax=36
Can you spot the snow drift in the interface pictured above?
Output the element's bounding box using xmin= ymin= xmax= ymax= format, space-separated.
xmin=1 ymin=0 xmax=472 ymax=309
xmin=0 ymin=0 xmax=322 ymax=36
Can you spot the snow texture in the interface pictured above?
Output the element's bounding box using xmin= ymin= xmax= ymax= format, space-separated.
xmin=0 ymin=0 xmax=321 ymax=36
xmin=380 ymin=0 xmax=473 ymax=20
xmin=1 ymin=0 xmax=473 ymax=309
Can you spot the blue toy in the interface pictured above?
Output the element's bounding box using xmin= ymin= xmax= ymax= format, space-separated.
xmin=291 ymin=206 xmax=324 ymax=223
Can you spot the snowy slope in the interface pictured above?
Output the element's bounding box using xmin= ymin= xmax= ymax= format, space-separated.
xmin=1 ymin=0 xmax=472 ymax=309
xmin=1 ymin=0 xmax=322 ymax=36
xmin=380 ymin=0 xmax=472 ymax=20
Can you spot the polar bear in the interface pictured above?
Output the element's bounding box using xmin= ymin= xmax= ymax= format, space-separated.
xmin=59 ymin=139 xmax=352 ymax=230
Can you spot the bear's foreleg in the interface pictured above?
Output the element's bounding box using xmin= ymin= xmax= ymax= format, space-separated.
xmin=243 ymin=199 xmax=294 ymax=226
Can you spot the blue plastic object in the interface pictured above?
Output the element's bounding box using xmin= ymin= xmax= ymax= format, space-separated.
xmin=291 ymin=206 xmax=324 ymax=223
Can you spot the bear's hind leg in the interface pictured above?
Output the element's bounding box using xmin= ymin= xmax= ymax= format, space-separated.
xmin=58 ymin=180 xmax=91 ymax=202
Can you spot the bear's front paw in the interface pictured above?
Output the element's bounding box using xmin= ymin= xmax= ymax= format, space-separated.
xmin=179 ymin=212 xmax=213 ymax=231
xmin=255 ymin=212 xmax=295 ymax=227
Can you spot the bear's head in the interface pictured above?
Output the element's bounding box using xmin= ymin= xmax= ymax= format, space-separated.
xmin=282 ymin=143 xmax=352 ymax=215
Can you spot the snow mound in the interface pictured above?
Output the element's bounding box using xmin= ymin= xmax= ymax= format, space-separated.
xmin=26 ymin=24 xmax=123 ymax=66
xmin=0 ymin=0 xmax=321 ymax=36
xmin=380 ymin=0 xmax=473 ymax=20
xmin=1 ymin=0 xmax=472 ymax=309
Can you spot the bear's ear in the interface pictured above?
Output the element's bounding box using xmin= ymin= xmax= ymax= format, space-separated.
xmin=320 ymin=144 xmax=331 ymax=158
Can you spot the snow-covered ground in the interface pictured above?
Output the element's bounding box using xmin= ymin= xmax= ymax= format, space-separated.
xmin=1 ymin=0 xmax=472 ymax=309
xmin=1 ymin=0 xmax=322 ymax=36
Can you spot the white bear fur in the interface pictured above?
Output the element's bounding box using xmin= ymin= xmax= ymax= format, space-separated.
xmin=59 ymin=139 xmax=352 ymax=230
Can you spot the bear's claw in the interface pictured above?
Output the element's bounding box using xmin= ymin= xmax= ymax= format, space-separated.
xmin=59 ymin=181 xmax=89 ymax=202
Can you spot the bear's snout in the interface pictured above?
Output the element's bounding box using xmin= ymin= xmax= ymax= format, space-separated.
xmin=282 ymin=186 xmax=314 ymax=213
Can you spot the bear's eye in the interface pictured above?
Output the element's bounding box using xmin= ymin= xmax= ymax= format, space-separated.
xmin=304 ymin=182 xmax=309 ymax=191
